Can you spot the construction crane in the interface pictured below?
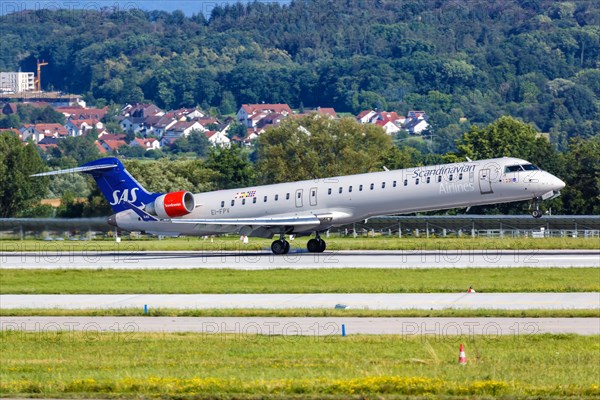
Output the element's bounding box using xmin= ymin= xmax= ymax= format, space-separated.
xmin=34 ymin=60 xmax=48 ymax=92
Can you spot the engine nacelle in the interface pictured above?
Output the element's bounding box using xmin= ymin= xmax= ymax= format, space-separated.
xmin=146 ymin=190 xmax=195 ymax=218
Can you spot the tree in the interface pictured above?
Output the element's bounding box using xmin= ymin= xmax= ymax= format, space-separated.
xmin=204 ymin=146 xmax=255 ymax=189
xmin=0 ymin=133 xmax=48 ymax=218
xmin=256 ymin=116 xmax=393 ymax=184
xmin=560 ymin=136 xmax=600 ymax=214
xmin=456 ymin=116 xmax=558 ymax=170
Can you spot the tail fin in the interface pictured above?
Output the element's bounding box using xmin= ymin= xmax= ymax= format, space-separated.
xmin=32 ymin=157 xmax=162 ymax=213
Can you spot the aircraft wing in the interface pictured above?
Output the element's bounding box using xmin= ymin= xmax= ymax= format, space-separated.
xmin=170 ymin=215 xmax=322 ymax=226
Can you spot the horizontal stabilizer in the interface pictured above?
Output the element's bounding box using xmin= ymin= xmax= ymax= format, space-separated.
xmin=30 ymin=163 xmax=118 ymax=177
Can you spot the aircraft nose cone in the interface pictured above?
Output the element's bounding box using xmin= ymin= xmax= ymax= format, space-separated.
xmin=554 ymin=176 xmax=566 ymax=191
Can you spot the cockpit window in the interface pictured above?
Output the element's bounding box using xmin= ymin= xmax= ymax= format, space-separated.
xmin=505 ymin=165 xmax=523 ymax=173
xmin=505 ymin=164 xmax=541 ymax=173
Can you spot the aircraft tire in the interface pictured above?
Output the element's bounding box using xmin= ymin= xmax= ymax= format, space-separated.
xmin=307 ymin=238 xmax=326 ymax=253
xmin=271 ymin=240 xmax=288 ymax=255
xmin=532 ymin=210 xmax=543 ymax=219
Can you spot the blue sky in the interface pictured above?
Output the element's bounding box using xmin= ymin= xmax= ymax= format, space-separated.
xmin=1 ymin=1 xmax=291 ymax=16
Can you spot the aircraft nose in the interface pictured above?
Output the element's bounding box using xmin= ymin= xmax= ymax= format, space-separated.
xmin=551 ymin=175 xmax=566 ymax=191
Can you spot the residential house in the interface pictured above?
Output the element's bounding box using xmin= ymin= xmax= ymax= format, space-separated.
xmin=356 ymin=110 xmax=379 ymax=124
xmin=205 ymin=131 xmax=231 ymax=147
xmin=161 ymin=121 xmax=206 ymax=145
xmin=65 ymin=119 xmax=104 ymax=137
xmin=376 ymin=120 xmax=402 ymax=135
xmin=237 ymin=104 xmax=292 ymax=127
xmin=172 ymin=107 xmax=204 ymax=120
xmin=130 ymin=138 xmax=161 ymax=151
xmin=99 ymin=139 xmax=128 ymax=153
xmin=141 ymin=114 xmax=178 ymax=137
xmin=19 ymin=124 xmax=68 ymax=143
xmin=122 ymin=103 xmax=164 ymax=119
xmin=58 ymin=106 xmax=108 ymax=121
xmin=404 ymin=118 xmax=430 ymax=135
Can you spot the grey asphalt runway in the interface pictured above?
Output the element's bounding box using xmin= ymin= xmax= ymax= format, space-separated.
xmin=2 ymin=292 xmax=598 ymax=310
xmin=1 ymin=316 xmax=598 ymax=335
xmin=1 ymin=250 xmax=598 ymax=269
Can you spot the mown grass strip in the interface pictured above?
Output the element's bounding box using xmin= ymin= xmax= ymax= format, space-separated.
xmin=1 ymin=308 xmax=598 ymax=318
xmin=1 ymin=236 xmax=598 ymax=251
xmin=1 ymin=267 xmax=598 ymax=294
xmin=1 ymin=332 xmax=598 ymax=398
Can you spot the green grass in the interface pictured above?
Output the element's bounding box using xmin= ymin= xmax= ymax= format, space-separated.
xmin=2 ymin=267 xmax=598 ymax=294
xmin=1 ymin=332 xmax=598 ymax=398
xmin=1 ymin=236 xmax=599 ymax=251
xmin=2 ymin=308 xmax=598 ymax=318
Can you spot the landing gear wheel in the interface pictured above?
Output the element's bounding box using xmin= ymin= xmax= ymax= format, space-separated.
xmin=271 ymin=240 xmax=289 ymax=255
xmin=307 ymin=238 xmax=326 ymax=253
xmin=532 ymin=209 xmax=543 ymax=219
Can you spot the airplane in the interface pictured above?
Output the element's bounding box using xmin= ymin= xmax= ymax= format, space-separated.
xmin=32 ymin=156 xmax=565 ymax=254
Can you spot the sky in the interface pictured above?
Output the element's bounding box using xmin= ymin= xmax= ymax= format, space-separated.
xmin=1 ymin=0 xmax=291 ymax=16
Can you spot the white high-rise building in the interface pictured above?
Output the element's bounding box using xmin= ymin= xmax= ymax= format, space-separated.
xmin=0 ymin=72 xmax=35 ymax=93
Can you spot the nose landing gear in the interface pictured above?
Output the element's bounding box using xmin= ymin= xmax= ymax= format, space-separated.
xmin=530 ymin=197 xmax=543 ymax=219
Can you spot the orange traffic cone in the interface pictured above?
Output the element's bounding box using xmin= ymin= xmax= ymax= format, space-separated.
xmin=458 ymin=343 xmax=467 ymax=365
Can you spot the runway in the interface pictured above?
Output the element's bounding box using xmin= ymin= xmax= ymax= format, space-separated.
xmin=2 ymin=292 xmax=598 ymax=310
xmin=1 ymin=250 xmax=598 ymax=269
xmin=1 ymin=316 xmax=598 ymax=335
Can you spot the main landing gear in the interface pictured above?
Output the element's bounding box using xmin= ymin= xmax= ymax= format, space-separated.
xmin=306 ymin=233 xmax=326 ymax=253
xmin=270 ymin=233 xmax=327 ymax=254
xmin=271 ymin=234 xmax=290 ymax=255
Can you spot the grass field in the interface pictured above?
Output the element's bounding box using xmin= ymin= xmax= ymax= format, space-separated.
xmin=1 ymin=236 xmax=598 ymax=251
xmin=1 ymin=332 xmax=598 ymax=398
xmin=2 ymin=267 xmax=598 ymax=294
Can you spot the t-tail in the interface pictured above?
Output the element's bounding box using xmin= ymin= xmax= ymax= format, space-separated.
xmin=31 ymin=157 xmax=161 ymax=213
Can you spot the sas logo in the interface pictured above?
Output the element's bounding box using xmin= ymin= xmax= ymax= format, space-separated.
xmin=110 ymin=188 xmax=139 ymax=205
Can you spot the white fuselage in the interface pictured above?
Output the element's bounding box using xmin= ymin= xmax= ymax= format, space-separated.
xmin=113 ymin=157 xmax=565 ymax=237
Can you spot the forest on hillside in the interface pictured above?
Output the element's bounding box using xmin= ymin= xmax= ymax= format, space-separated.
xmin=1 ymin=0 xmax=598 ymax=152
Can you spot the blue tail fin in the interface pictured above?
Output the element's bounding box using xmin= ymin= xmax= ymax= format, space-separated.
xmin=31 ymin=157 xmax=163 ymax=213
xmin=80 ymin=158 xmax=161 ymax=213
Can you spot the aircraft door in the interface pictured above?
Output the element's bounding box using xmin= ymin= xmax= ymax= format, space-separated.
xmin=309 ymin=187 xmax=318 ymax=206
xmin=295 ymin=189 xmax=303 ymax=208
xmin=479 ymin=169 xmax=493 ymax=194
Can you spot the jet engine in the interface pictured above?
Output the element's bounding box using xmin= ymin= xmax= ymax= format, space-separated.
xmin=145 ymin=190 xmax=196 ymax=218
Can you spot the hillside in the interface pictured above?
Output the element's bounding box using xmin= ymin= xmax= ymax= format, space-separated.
xmin=1 ymin=0 xmax=598 ymax=150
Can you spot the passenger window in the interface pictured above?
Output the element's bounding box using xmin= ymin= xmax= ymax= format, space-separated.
xmin=370 ymin=183 xmax=374 ymax=190
xmin=220 ymin=201 xmax=224 ymax=208
xmin=328 ymin=188 xmax=332 ymax=195
xmin=253 ymin=197 xmax=257 ymax=204
xmin=426 ymin=177 xmax=430 ymax=184
xmin=403 ymin=179 xmax=408 ymax=186
xmin=393 ymin=180 xmax=397 ymax=188
xmin=416 ymin=178 xmax=419 ymax=185
xmin=381 ymin=182 xmax=386 ymax=189
xmin=349 ymin=186 xmax=353 ymax=193
xmin=311 ymin=190 xmax=316 ymax=197
xmin=242 ymin=198 xmax=246 ymax=205
xmin=449 ymin=174 xmax=453 ymax=181
xmin=437 ymin=176 xmax=442 ymax=183
xmin=231 ymin=200 xmax=235 ymax=206
xmin=264 ymin=196 xmax=267 ymax=202
xmin=286 ymin=193 xmax=290 ymax=200
xmin=275 ymin=194 xmax=279 ymax=201
xmin=297 ymin=192 xmax=301 ymax=199
xmin=339 ymin=187 xmax=343 ymax=194
xmin=359 ymin=184 xmax=363 ymax=191
xmin=459 ymin=173 xmax=463 ymax=180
